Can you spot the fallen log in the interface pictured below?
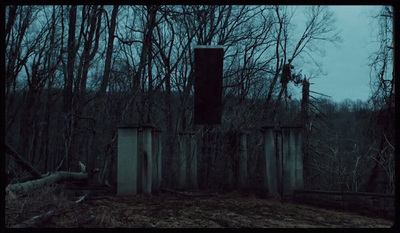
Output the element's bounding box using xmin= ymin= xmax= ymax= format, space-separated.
xmin=6 ymin=171 xmax=88 ymax=197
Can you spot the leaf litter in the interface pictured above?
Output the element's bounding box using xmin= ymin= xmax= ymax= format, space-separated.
xmin=6 ymin=188 xmax=392 ymax=228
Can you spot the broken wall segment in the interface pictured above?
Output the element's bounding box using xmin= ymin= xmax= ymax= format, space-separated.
xmin=261 ymin=125 xmax=304 ymax=199
xmin=261 ymin=126 xmax=278 ymax=196
xmin=117 ymin=124 xmax=138 ymax=196
xmin=117 ymin=123 xmax=162 ymax=196
xmin=281 ymin=126 xmax=304 ymax=198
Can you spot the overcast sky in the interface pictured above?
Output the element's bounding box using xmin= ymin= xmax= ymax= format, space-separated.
xmin=289 ymin=5 xmax=382 ymax=103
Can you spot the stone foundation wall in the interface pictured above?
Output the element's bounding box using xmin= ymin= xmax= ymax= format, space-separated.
xmin=293 ymin=190 xmax=394 ymax=220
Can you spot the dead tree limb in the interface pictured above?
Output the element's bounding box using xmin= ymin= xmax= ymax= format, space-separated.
xmin=6 ymin=171 xmax=88 ymax=196
xmin=5 ymin=142 xmax=43 ymax=179
xmin=10 ymin=210 xmax=55 ymax=228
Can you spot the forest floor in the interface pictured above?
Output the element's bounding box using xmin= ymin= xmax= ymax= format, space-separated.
xmin=5 ymin=184 xmax=393 ymax=228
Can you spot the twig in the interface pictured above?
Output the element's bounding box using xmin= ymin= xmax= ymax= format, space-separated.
xmin=383 ymin=133 xmax=395 ymax=150
xmin=75 ymin=193 xmax=88 ymax=204
xmin=309 ymin=90 xmax=332 ymax=98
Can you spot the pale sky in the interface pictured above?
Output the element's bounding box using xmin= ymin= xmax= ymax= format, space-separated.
xmin=289 ymin=6 xmax=382 ymax=103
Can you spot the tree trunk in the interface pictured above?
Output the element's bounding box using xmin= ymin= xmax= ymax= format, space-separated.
xmin=265 ymin=8 xmax=283 ymax=112
xmin=5 ymin=142 xmax=42 ymax=179
xmin=87 ymin=5 xmax=119 ymax=185
xmin=63 ymin=5 xmax=76 ymax=114
xmin=301 ymin=78 xmax=310 ymax=161
xmin=99 ymin=5 xmax=119 ymax=96
xmin=61 ymin=5 xmax=78 ymax=172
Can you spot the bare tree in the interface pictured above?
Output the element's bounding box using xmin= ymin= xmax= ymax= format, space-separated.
xmin=85 ymin=5 xmax=120 ymax=185
xmin=366 ymin=6 xmax=394 ymax=193
xmin=265 ymin=6 xmax=342 ymax=118
xmin=6 ymin=6 xmax=39 ymax=133
xmin=5 ymin=5 xmax=352 ymax=191
xmin=5 ymin=6 xmax=66 ymax=173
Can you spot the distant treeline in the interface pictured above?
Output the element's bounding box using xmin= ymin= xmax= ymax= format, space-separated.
xmin=5 ymin=88 xmax=395 ymax=194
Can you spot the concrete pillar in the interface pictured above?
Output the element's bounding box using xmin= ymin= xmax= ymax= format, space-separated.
xmin=281 ymin=127 xmax=292 ymax=198
xmin=262 ymin=126 xmax=278 ymax=197
xmin=281 ymin=126 xmax=303 ymax=198
xmin=225 ymin=132 xmax=235 ymax=190
xmin=274 ymin=126 xmax=283 ymax=196
xmin=142 ymin=123 xmax=155 ymax=195
xmin=292 ymin=127 xmax=304 ymax=190
xmin=177 ymin=132 xmax=187 ymax=189
xmin=238 ymin=132 xmax=248 ymax=190
xmin=117 ymin=124 xmax=138 ymax=196
xmin=152 ymin=128 xmax=162 ymax=192
xmin=137 ymin=128 xmax=143 ymax=193
xmin=187 ymin=132 xmax=197 ymax=190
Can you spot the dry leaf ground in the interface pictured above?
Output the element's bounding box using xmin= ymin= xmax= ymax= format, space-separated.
xmin=5 ymin=186 xmax=393 ymax=228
